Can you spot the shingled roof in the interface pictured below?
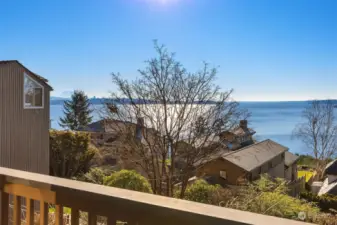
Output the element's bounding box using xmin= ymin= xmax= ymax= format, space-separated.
xmin=222 ymin=139 xmax=288 ymax=172
xmin=79 ymin=119 xmax=134 ymax=133
xmin=228 ymin=120 xmax=256 ymax=137
xmin=284 ymin=151 xmax=299 ymax=167
xmin=0 ymin=60 xmax=52 ymax=90
xmin=231 ymin=126 xmax=256 ymax=136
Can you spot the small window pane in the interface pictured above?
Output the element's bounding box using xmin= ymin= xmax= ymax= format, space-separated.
xmin=220 ymin=171 xmax=227 ymax=179
xmin=34 ymin=88 xmax=43 ymax=106
xmin=24 ymin=74 xmax=43 ymax=108
xmin=25 ymin=93 xmax=33 ymax=106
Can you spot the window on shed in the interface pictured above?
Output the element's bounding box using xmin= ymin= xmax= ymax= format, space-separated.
xmin=24 ymin=73 xmax=44 ymax=108
xmin=220 ymin=171 xmax=227 ymax=179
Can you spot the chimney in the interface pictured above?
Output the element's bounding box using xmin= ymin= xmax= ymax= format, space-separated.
xmin=135 ymin=117 xmax=144 ymax=140
xmin=239 ymin=120 xmax=248 ymax=129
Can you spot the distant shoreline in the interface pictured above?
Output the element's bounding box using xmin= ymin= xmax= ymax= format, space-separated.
xmin=50 ymin=98 xmax=337 ymax=106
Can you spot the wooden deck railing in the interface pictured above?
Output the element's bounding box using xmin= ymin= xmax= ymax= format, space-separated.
xmin=0 ymin=167 xmax=313 ymax=225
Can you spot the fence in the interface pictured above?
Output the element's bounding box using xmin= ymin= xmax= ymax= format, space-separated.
xmin=0 ymin=166 xmax=313 ymax=225
xmin=288 ymin=176 xmax=306 ymax=197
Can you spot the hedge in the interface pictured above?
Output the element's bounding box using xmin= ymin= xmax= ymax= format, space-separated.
xmin=300 ymin=192 xmax=337 ymax=212
xmin=103 ymin=170 xmax=153 ymax=193
xmin=50 ymin=130 xmax=97 ymax=178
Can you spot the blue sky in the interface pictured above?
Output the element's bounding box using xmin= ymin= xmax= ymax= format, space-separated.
xmin=1 ymin=0 xmax=336 ymax=101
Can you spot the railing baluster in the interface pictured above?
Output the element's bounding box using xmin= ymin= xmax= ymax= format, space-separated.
xmin=55 ymin=205 xmax=63 ymax=225
xmin=39 ymin=202 xmax=48 ymax=225
xmin=88 ymin=212 xmax=97 ymax=225
xmin=13 ymin=195 xmax=21 ymax=225
xmin=25 ymin=198 xmax=34 ymax=225
xmin=0 ymin=190 xmax=9 ymax=225
xmin=71 ymin=208 xmax=79 ymax=225
xmin=107 ymin=216 xmax=117 ymax=225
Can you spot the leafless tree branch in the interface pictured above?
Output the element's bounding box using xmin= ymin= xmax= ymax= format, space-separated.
xmin=101 ymin=41 xmax=249 ymax=196
xmin=293 ymin=100 xmax=337 ymax=177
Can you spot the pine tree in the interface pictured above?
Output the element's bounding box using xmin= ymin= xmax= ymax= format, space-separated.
xmin=59 ymin=90 xmax=93 ymax=130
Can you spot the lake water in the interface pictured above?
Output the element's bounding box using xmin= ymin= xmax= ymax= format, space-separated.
xmin=50 ymin=101 xmax=311 ymax=154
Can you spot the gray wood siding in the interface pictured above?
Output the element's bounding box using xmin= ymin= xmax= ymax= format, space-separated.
xmin=0 ymin=62 xmax=50 ymax=174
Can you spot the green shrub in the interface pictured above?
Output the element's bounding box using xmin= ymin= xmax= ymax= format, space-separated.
xmin=227 ymin=175 xmax=320 ymax=222
xmin=251 ymin=174 xmax=288 ymax=193
xmin=76 ymin=167 xmax=108 ymax=184
xmin=297 ymin=155 xmax=318 ymax=168
xmin=182 ymin=180 xmax=220 ymax=204
xmin=300 ymin=192 xmax=337 ymax=213
xmin=246 ymin=191 xmax=319 ymax=220
xmin=103 ymin=170 xmax=152 ymax=193
xmin=49 ymin=130 xmax=98 ymax=178
xmin=173 ymin=175 xmax=330 ymax=223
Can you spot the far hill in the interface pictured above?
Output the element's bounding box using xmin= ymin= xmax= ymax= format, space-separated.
xmin=50 ymin=97 xmax=219 ymax=105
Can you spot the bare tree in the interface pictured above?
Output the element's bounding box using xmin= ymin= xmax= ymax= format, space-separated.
xmin=102 ymin=41 xmax=248 ymax=197
xmin=293 ymin=100 xmax=337 ymax=176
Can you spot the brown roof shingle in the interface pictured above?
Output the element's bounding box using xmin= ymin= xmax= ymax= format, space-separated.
xmin=222 ymin=139 xmax=288 ymax=172
xmin=284 ymin=151 xmax=299 ymax=167
xmin=193 ymin=147 xmax=230 ymax=167
xmin=80 ymin=119 xmax=139 ymax=133
xmin=231 ymin=126 xmax=256 ymax=136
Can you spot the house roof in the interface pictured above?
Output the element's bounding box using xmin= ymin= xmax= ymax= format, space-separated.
xmin=318 ymin=177 xmax=337 ymax=196
xmin=193 ymin=147 xmax=230 ymax=168
xmin=324 ymin=159 xmax=337 ymax=176
xmin=193 ymin=134 xmax=223 ymax=148
xmin=231 ymin=126 xmax=256 ymax=137
xmin=80 ymin=119 xmax=136 ymax=133
xmin=80 ymin=119 xmax=160 ymax=145
xmin=284 ymin=151 xmax=299 ymax=167
xmin=222 ymin=139 xmax=288 ymax=172
xmin=81 ymin=120 xmax=141 ymax=148
xmin=0 ymin=60 xmax=53 ymax=90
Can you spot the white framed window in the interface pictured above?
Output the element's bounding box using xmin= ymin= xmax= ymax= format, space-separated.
xmin=24 ymin=73 xmax=44 ymax=109
xmin=220 ymin=170 xmax=227 ymax=179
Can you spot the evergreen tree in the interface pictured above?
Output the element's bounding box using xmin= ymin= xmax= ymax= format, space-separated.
xmin=59 ymin=90 xmax=93 ymax=130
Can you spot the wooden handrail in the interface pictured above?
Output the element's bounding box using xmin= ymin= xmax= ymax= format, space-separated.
xmin=0 ymin=167 xmax=313 ymax=225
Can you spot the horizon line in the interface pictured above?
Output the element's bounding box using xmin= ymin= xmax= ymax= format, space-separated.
xmin=51 ymin=96 xmax=336 ymax=103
